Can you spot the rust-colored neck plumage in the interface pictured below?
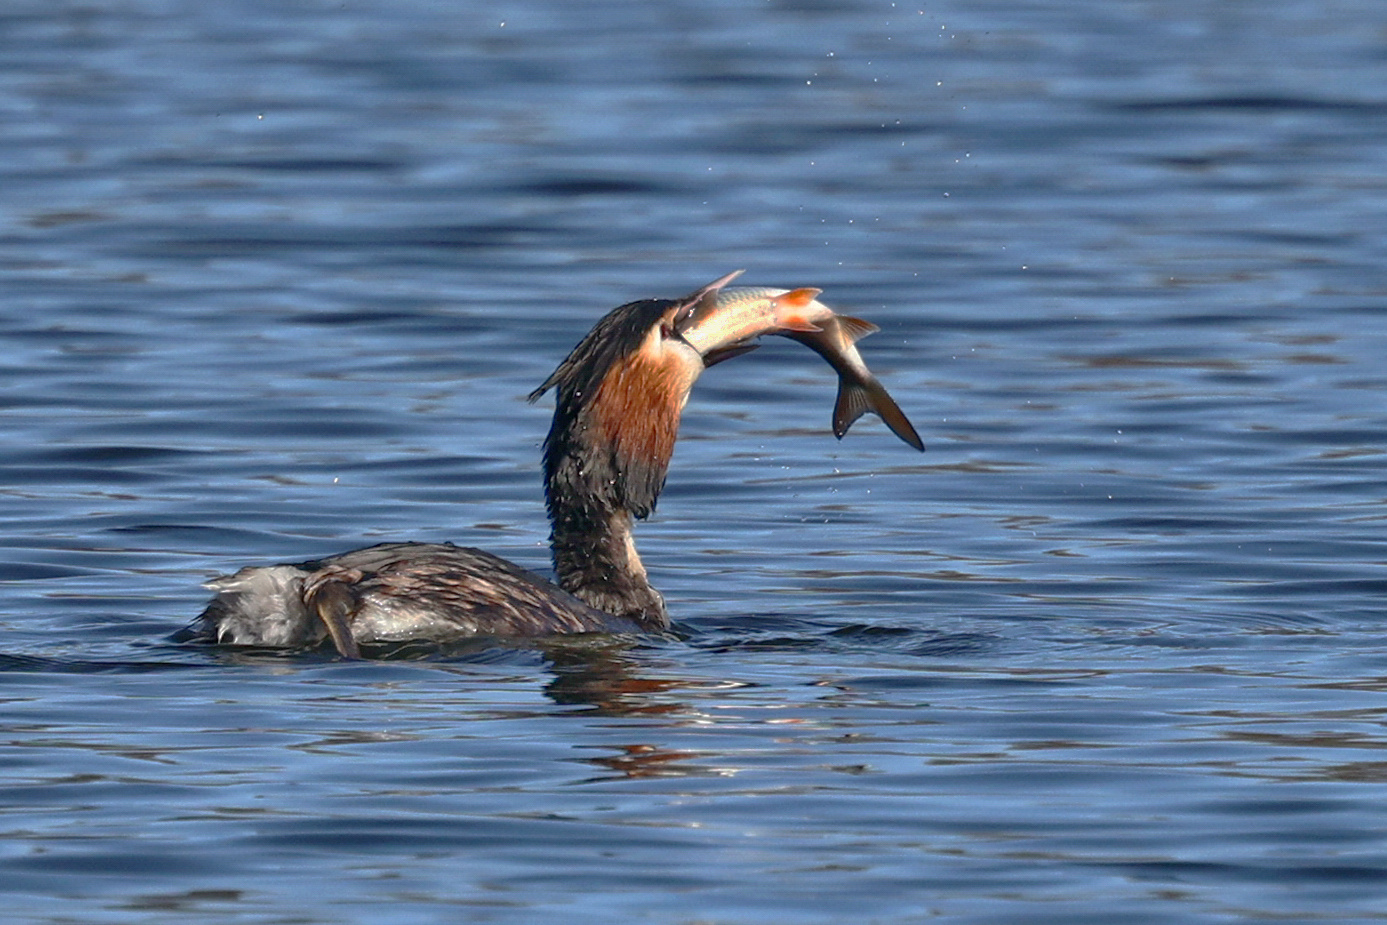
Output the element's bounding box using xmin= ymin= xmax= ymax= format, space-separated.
xmin=529 ymin=296 xmax=704 ymax=630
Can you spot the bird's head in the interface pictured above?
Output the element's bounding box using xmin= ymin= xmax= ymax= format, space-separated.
xmin=529 ymin=271 xmax=745 ymax=520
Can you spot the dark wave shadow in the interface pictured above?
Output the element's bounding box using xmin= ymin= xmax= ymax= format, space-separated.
xmin=682 ymin=611 xmax=1003 ymax=658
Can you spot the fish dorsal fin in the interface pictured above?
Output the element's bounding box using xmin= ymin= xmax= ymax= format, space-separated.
xmin=683 ymin=269 xmax=746 ymax=317
xmin=837 ymin=314 xmax=880 ymax=343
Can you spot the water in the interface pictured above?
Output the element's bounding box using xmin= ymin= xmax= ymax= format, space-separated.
xmin=4 ymin=0 xmax=1387 ymax=921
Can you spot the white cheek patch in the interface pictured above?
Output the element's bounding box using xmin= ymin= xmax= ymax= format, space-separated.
xmin=636 ymin=325 xmax=704 ymax=398
xmin=636 ymin=325 xmax=665 ymax=362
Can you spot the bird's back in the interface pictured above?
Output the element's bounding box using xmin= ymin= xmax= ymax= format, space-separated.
xmin=199 ymin=542 xmax=640 ymax=652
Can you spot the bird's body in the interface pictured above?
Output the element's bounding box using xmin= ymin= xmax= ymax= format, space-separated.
xmin=194 ymin=271 xmax=921 ymax=657
xmin=199 ymin=542 xmax=638 ymax=657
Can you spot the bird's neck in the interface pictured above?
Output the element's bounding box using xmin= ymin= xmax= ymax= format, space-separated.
xmin=538 ymin=331 xmax=701 ymax=632
xmin=540 ymin=386 xmax=681 ymax=630
xmin=548 ymin=504 xmax=666 ymax=630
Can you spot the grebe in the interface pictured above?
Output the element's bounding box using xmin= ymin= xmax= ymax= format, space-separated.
xmin=195 ymin=272 xmax=921 ymax=657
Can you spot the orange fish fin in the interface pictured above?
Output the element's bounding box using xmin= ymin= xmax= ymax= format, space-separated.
xmin=773 ymin=287 xmax=822 ymax=309
xmin=778 ymin=317 xmax=823 ymax=333
xmin=836 ymin=314 xmax=880 ymax=343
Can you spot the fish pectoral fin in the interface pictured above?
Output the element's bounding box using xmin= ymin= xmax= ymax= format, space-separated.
xmin=836 ymin=314 xmax=881 ymax=343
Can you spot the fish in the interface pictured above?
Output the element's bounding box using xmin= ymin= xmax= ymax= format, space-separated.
xmin=676 ymin=280 xmax=924 ymax=451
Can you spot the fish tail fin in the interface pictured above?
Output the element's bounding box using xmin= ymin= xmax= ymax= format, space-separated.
xmin=832 ymin=379 xmax=871 ymax=439
xmin=834 ymin=377 xmax=925 ymax=451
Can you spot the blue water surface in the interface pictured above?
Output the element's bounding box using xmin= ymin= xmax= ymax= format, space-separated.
xmin=3 ymin=1 xmax=1387 ymax=922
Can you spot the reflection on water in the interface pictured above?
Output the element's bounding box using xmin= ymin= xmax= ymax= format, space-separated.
xmin=4 ymin=0 xmax=1387 ymax=922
